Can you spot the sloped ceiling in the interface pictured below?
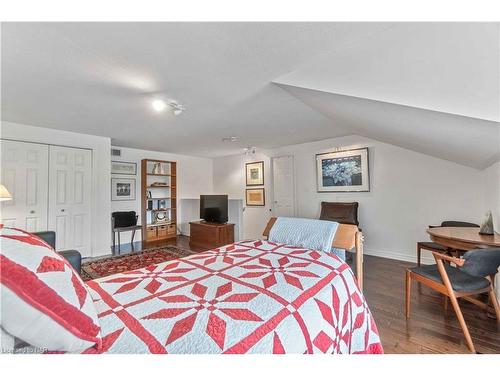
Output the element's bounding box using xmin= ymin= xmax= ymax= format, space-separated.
xmin=274 ymin=23 xmax=500 ymax=169
xmin=1 ymin=22 xmax=499 ymax=168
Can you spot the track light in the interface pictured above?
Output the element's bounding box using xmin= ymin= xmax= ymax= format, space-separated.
xmin=151 ymin=98 xmax=186 ymax=115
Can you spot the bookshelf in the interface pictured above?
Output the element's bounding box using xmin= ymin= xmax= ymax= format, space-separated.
xmin=141 ymin=159 xmax=177 ymax=242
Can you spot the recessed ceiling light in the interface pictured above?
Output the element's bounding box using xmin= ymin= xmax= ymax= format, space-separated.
xmin=222 ymin=136 xmax=237 ymax=142
xmin=152 ymin=99 xmax=167 ymax=112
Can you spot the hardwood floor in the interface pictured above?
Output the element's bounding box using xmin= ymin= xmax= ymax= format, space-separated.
xmin=110 ymin=237 xmax=500 ymax=354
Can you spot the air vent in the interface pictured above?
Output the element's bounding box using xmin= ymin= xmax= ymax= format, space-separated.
xmin=111 ymin=148 xmax=121 ymax=157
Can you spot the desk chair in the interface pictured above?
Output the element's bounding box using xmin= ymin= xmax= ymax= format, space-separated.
xmin=111 ymin=211 xmax=141 ymax=253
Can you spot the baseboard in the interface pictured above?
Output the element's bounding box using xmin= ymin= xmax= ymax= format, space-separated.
xmin=363 ymin=248 xmax=434 ymax=265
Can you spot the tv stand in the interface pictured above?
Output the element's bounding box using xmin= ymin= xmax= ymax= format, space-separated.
xmin=189 ymin=221 xmax=235 ymax=250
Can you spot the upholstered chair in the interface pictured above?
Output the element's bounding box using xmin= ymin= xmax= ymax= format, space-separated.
xmin=406 ymin=249 xmax=500 ymax=353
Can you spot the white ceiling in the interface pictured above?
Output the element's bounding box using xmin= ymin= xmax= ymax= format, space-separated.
xmin=2 ymin=22 xmax=499 ymax=168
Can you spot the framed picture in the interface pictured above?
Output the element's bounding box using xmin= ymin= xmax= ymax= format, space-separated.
xmin=246 ymin=188 xmax=265 ymax=206
xmin=246 ymin=161 xmax=264 ymax=186
xmin=316 ymin=147 xmax=370 ymax=192
xmin=111 ymin=161 xmax=137 ymax=175
xmin=111 ymin=178 xmax=136 ymax=201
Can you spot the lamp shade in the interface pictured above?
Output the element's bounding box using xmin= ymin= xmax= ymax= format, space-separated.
xmin=0 ymin=184 xmax=12 ymax=201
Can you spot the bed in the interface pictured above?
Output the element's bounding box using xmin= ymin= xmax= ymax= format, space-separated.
xmin=1 ymin=222 xmax=380 ymax=354
xmin=83 ymin=237 xmax=381 ymax=354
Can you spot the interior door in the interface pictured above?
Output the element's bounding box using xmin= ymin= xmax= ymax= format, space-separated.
xmin=272 ymin=155 xmax=295 ymax=217
xmin=0 ymin=140 xmax=49 ymax=232
xmin=48 ymin=145 xmax=92 ymax=257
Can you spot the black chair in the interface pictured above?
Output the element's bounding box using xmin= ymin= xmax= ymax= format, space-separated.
xmin=111 ymin=211 xmax=141 ymax=253
xmin=32 ymin=231 xmax=82 ymax=275
xmin=416 ymin=221 xmax=480 ymax=266
xmin=406 ymin=249 xmax=500 ymax=353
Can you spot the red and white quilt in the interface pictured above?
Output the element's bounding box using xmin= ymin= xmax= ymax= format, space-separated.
xmin=85 ymin=240 xmax=383 ymax=354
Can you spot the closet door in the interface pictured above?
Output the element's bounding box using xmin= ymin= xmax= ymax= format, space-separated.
xmin=0 ymin=140 xmax=49 ymax=232
xmin=48 ymin=146 xmax=92 ymax=257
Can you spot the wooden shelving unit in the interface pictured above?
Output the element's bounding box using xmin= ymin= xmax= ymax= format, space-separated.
xmin=141 ymin=159 xmax=177 ymax=242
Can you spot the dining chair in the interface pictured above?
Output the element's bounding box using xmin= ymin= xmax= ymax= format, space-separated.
xmin=416 ymin=221 xmax=479 ymax=266
xmin=406 ymin=249 xmax=500 ymax=353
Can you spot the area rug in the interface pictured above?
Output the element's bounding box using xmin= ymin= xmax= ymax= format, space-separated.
xmin=81 ymin=246 xmax=195 ymax=281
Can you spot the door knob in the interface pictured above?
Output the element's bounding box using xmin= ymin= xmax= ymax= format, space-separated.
xmin=30 ymin=210 xmax=35 ymax=214
xmin=61 ymin=209 xmax=65 ymax=212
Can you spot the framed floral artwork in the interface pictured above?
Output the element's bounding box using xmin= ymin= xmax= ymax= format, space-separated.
xmin=316 ymin=148 xmax=370 ymax=192
xmin=245 ymin=161 xmax=264 ymax=186
xmin=246 ymin=188 xmax=265 ymax=206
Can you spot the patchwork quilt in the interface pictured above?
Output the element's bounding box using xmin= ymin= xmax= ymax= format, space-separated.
xmin=85 ymin=240 xmax=383 ymax=354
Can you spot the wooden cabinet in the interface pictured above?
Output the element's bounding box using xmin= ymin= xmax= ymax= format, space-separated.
xmin=141 ymin=159 xmax=177 ymax=242
xmin=189 ymin=221 xmax=235 ymax=249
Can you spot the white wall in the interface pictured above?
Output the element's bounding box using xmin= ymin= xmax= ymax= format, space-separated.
xmin=0 ymin=121 xmax=112 ymax=257
xmin=213 ymin=153 xmax=272 ymax=239
xmin=111 ymin=146 xmax=214 ymax=242
xmin=213 ymin=135 xmax=488 ymax=263
xmin=482 ymin=161 xmax=500 ymax=229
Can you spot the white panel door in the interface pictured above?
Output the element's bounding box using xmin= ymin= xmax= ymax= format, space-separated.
xmin=272 ymin=155 xmax=295 ymax=217
xmin=0 ymin=140 xmax=49 ymax=232
xmin=48 ymin=146 xmax=92 ymax=257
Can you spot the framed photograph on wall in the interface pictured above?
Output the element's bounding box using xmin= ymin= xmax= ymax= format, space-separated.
xmin=111 ymin=161 xmax=137 ymax=175
xmin=246 ymin=161 xmax=264 ymax=186
xmin=316 ymin=147 xmax=370 ymax=192
xmin=111 ymin=178 xmax=136 ymax=201
xmin=246 ymin=188 xmax=265 ymax=206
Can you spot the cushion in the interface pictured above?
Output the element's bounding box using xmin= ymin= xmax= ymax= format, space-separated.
xmin=0 ymin=226 xmax=101 ymax=352
xmin=319 ymin=202 xmax=359 ymax=226
xmin=410 ymin=264 xmax=490 ymax=292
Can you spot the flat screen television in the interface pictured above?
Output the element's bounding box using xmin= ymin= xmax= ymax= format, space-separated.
xmin=200 ymin=195 xmax=228 ymax=223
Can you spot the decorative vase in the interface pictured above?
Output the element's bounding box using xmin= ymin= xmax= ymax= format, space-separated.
xmin=479 ymin=210 xmax=495 ymax=235
xmin=152 ymin=162 xmax=161 ymax=175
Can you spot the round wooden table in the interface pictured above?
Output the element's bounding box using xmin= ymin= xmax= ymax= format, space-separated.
xmin=427 ymin=227 xmax=500 ymax=251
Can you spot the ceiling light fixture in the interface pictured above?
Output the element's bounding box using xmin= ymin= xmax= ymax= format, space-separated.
xmin=169 ymin=101 xmax=187 ymax=116
xmin=152 ymin=99 xmax=167 ymax=112
xmin=244 ymin=146 xmax=256 ymax=155
xmin=222 ymin=136 xmax=238 ymax=142
xmin=151 ymin=98 xmax=186 ymax=116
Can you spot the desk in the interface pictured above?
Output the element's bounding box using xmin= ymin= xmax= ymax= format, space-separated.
xmin=427 ymin=227 xmax=500 ymax=251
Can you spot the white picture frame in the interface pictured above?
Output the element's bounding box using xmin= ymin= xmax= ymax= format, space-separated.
xmin=316 ymin=147 xmax=370 ymax=192
xmin=111 ymin=161 xmax=137 ymax=175
xmin=111 ymin=178 xmax=136 ymax=201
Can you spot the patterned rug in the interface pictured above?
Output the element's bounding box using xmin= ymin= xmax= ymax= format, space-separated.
xmin=81 ymin=246 xmax=195 ymax=281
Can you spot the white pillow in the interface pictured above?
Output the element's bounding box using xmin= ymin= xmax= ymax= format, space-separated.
xmin=0 ymin=327 xmax=15 ymax=353
xmin=0 ymin=226 xmax=101 ymax=352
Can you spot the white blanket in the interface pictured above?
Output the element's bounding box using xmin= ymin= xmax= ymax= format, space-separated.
xmin=268 ymin=217 xmax=338 ymax=253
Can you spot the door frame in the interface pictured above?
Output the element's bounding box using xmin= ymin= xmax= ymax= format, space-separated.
xmin=271 ymin=154 xmax=297 ymax=217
